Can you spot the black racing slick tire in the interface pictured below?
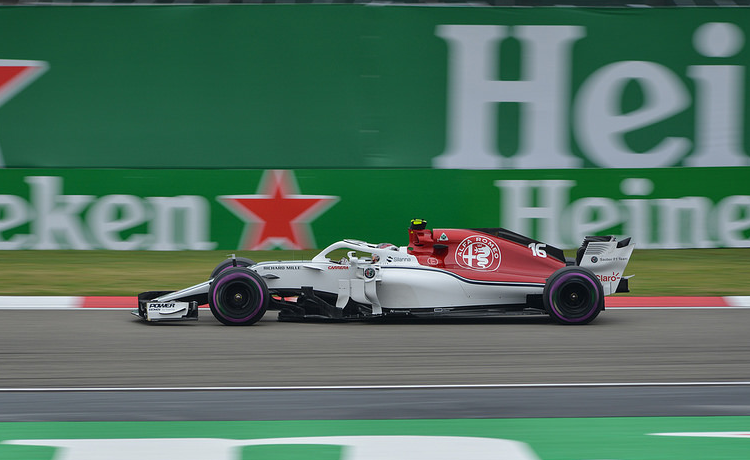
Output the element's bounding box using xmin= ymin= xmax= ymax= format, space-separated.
xmin=543 ymin=266 xmax=604 ymax=325
xmin=208 ymin=267 xmax=269 ymax=326
xmin=210 ymin=257 xmax=256 ymax=279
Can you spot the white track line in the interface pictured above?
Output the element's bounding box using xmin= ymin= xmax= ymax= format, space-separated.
xmin=1 ymin=382 xmax=749 ymax=392
xmin=726 ymin=296 xmax=750 ymax=307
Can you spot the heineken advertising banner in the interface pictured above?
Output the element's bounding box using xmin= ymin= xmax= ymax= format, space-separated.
xmin=0 ymin=6 xmax=749 ymax=169
xmin=0 ymin=168 xmax=747 ymax=250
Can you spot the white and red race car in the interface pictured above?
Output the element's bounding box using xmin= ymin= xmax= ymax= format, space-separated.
xmin=134 ymin=219 xmax=634 ymax=325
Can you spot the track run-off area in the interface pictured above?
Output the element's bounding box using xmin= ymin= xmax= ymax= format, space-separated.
xmin=0 ymin=297 xmax=748 ymax=460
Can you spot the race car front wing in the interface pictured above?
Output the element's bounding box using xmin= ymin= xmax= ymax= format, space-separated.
xmin=132 ymin=291 xmax=200 ymax=322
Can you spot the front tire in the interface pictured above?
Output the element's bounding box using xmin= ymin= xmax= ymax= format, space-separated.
xmin=543 ymin=266 xmax=603 ymax=325
xmin=208 ymin=267 xmax=268 ymax=326
xmin=210 ymin=257 xmax=256 ymax=279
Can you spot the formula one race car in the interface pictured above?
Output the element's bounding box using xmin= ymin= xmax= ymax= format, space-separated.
xmin=134 ymin=219 xmax=634 ymax=326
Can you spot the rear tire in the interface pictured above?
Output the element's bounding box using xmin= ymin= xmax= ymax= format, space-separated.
xmin=543 ymin=266 xmax=603 ymax=325
xmin=208 ymin=267 xmax=268 ymax=326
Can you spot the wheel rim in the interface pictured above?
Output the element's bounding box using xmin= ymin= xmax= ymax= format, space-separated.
xmin=218 ymin=281 xmax=255 ymax=318
xmin=212 ymin=275 xmax=262 ymax=321
xmin=222 ymin=282 xmax=253 ymax=313
xmin=557 ymin=281 xmax=591 ymax=317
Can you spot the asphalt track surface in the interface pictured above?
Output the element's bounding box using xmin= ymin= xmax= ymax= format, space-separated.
xmin=1 ymin=307 xmax=749 ymax=421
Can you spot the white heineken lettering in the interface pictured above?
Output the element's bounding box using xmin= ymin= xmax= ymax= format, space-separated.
xmin=88 ymin=194 xmax=147 ymax=250
xmin=27 ymin=176 xmax=94 ymax=250
xmin=655 ymin=197 xmax=714 ymax=249
xmin=716 ymin=196 xmax=750 ymax=246
xmin=0 ymin=194 xmax=29 ymax=249
xmin=569 ymin=197 xmax=620 ymax=244
xmin=148 ymin=196 xmax=215 ymax=251
xmin=495 ymin=179 xmax=750 ymax=249
xmin=0 ymin=176 xmax=216 ymax=250
xmin=435 ymin=22 xmax=748 ymax=169
xmin=3 ymin=436 xmax=542 ymax=460
xmin=574 ymin=61 xmax=690 ymax=168
xmin=687 ymin=22 xmax=747 ymax=167
xmin=619 ymin=177 xmax=654 ymax=249
xmin=434 ymin=24 xmax=583 ymax=169
xmin=496 ymin=179 xmax=574 ymax=247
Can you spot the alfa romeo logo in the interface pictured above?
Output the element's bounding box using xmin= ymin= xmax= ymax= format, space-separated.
xmin=455 ymin=235 xmax=501 ymax=271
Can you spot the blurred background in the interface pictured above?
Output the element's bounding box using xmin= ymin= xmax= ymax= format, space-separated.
xmin=0 ymin=3 xmax=749 ymax=252
xmin=0 ymin=2 xmax=748 ymax=460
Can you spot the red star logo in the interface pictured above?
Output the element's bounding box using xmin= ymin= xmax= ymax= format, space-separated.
xmin=0 ymin=59 xmax=48 ymax=107
xmin=0 ymin=59 xmax=48 ymax=167
xmin=218 ymin=170 xmax=339 ymax=250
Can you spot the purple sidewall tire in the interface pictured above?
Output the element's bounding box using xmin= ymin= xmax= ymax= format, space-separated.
xmin=543 ymin=266 xmax=603 ymax=325
xmin=208 ymin=267 xmax=268 ymax=326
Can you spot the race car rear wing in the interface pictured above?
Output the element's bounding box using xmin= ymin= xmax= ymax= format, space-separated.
xmin=576 ymin=236 xmax=635 ymax=296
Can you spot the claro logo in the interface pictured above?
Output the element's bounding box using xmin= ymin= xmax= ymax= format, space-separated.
xmin=597 ymin=272 xmax=621 ymax=283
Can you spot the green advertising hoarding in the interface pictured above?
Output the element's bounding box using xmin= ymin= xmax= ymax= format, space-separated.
xmin=0 ymin=6 xmax=749 ymax=169
xmin=0 ymin=168 xmax=747 ymax=250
